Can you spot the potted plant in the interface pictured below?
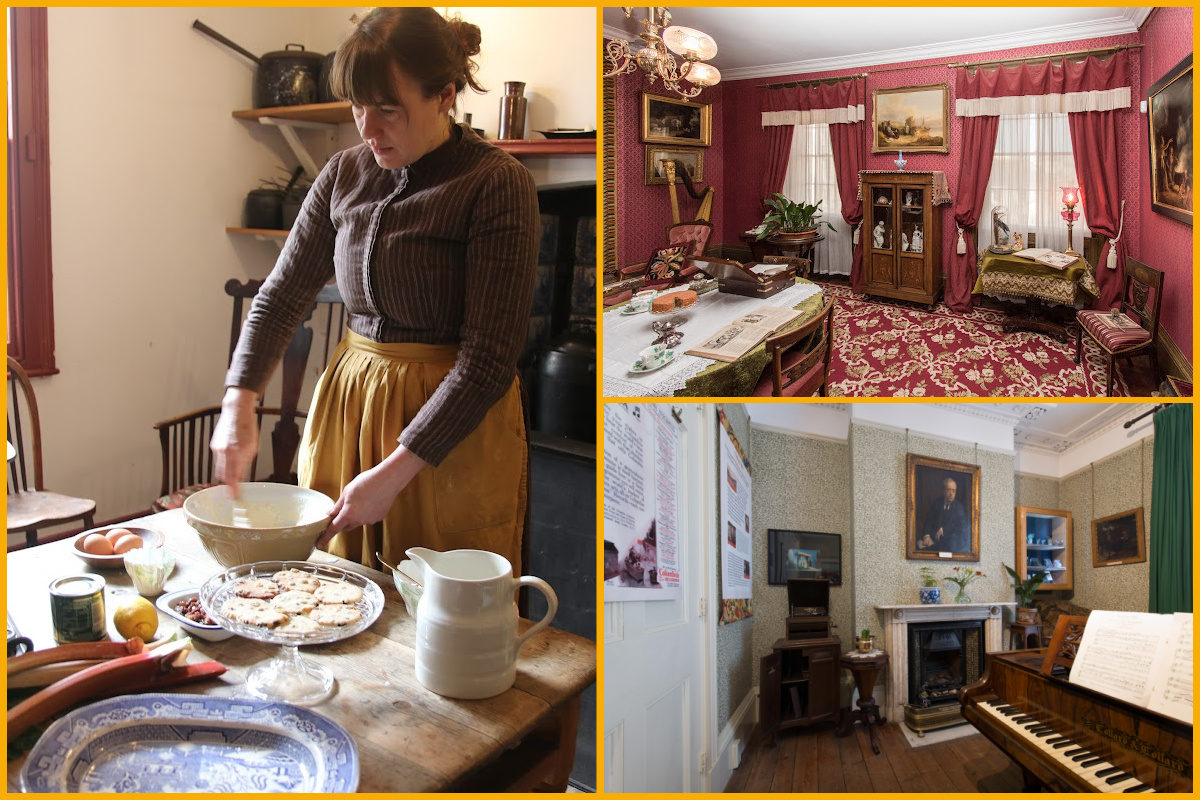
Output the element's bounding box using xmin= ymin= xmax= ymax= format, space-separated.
xmin=1003 ymin=562 xmax=1047 ymax=623
xmin=755 ymin=194 xmax=838 ymax=242
xmin=856 ymin=628 xmax=874 ymax=652
xmin=918 ymin=566 xmax=941 ymax=605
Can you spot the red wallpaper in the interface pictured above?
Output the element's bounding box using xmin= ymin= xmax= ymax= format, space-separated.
xmin=1136 ymin=6 xmax=1193 ymax=364
xmin=610 ymin=50 xmax=725 ymax=271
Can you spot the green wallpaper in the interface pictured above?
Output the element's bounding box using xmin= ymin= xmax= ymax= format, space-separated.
xmin=1060 ymin=439 xmax=1154 ymax=612
xmin=1016 ymin=473 xmax=1060 ymax=510
xmin=749 ymin=429 xmax=851 ymax=699
xmin=715 ymin=404 xmax=752 ymax=732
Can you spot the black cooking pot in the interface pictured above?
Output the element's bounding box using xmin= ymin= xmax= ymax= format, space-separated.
xmin=535 ymin=328 xmax=596 ymax=442
xmin=193 ymin=20 xmax=325 ymax=109
xmin=244 ymin=188 xmax=284 ymax=230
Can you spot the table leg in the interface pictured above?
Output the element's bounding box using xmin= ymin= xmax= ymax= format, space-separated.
xmin=999 ymin=298 xmax=1074 ymax=344
xmin=532 ymin=695 xmax=582 ymax=792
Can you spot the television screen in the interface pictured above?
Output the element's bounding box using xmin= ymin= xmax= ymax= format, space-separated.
xmin=767 ymin=529 xmax=841 ymax=585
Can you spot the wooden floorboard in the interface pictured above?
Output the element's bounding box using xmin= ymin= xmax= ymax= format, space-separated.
xmin=722 ymin=721 xmax=1027 ymax=792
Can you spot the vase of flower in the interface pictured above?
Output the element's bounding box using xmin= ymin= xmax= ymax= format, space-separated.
xmin=942 ymin=566 xmax=985 ymax=605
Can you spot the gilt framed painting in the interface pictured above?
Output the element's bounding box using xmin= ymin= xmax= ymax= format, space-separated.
xmin=906 ymin=454 xmax=980 ymax=561
xmin=642 ymin=92 xmax=712 ymax=147
xmin=1147 ymin=53 xmax=1192 ymax=225
xmin=871 ymin=83 xmax=949 ymax=154
xmin=1091 ymin=508 xmax=1146 ymax=567
xmin=645 ymin=146 xmax=703 ymax=185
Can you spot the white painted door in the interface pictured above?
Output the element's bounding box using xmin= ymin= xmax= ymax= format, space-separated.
xmin=604 ymin=403 xmax=710 ymax=792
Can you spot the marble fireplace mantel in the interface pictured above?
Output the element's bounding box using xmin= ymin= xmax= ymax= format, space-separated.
xmin=874 ymin=603 xmax=1016 ymax=724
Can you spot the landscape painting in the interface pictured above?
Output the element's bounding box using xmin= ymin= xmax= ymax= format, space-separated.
xmin=872 ymin=84 xmax=949 ymax=154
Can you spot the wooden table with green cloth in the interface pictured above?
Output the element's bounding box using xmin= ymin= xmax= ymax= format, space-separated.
xmin=972 ymin=250 xmax=1099 ymax=343
xmin=602 ymin=278 xmax=826 ymax=397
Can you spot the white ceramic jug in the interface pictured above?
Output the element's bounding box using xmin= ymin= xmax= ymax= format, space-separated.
xmin=406 ymin=547 xmax=558 ymax=699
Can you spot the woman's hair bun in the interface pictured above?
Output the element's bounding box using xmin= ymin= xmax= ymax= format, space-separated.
xmin=447 ymin=16 xmax=481 ymax=58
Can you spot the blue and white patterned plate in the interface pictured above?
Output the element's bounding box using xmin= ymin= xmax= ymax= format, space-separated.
xmin=21 ymin=693 xmax=358 ymax=793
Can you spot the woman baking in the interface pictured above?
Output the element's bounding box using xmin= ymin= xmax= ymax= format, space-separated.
xmin=210 ymin=7 xmax=539 ymax=573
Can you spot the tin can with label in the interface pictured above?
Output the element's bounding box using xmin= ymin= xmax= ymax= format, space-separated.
xmin=49 ymin=574 xmax=106 ymax=643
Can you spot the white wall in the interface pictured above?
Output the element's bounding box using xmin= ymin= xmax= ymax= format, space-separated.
xmin=28 ymin=7 xmax=596 ymax=534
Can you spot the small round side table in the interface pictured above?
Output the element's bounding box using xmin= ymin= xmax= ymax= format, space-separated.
xmin=1009 ymin=621 xmax=1042 ymax=649
xmin=835 ymin=650 xmax=889 ymax=754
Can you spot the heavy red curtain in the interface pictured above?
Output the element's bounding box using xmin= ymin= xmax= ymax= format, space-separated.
xmin=955 ymin=52 xmax=1131 ymax=311
xmin=760 ymin=126 xmax=794 ymax=199
xmin=761 ymin=78 xmax=867 ymax=288
xmin=1069 ymin=111 xmax=1126 ymax=309
xmin=949 ymin=116 xmax=1000 ymax=312
xmin=829 ymin=119 xmax=866 ymax=292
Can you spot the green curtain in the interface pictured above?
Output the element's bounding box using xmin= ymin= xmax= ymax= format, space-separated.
xmin=1149 ymin=403 xmax=1192 ymax=613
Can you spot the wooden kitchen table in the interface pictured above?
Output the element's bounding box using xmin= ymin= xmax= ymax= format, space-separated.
xmin=6 ymin=509 xmax=596 ymax=793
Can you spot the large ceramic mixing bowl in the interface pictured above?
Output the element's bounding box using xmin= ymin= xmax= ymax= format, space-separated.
xmin=183 ymin=483 xmax=334 ymax=568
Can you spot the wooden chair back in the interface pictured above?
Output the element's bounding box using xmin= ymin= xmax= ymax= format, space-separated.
xmin=7 ymin=356 xmax=43 ymax=494
xmin=763 ymin=298 xmax=835 ymax=397
xmin=1120 ymin=258 xmax=1164 ymax=339
xmin=153 ymin=281 xmax=346 ymax=509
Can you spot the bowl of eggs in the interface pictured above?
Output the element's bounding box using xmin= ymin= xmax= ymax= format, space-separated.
xmin=72 ymin=525 xmax=165 ymax=569
xmin=183 ymin=483 xmax=334 ymax=568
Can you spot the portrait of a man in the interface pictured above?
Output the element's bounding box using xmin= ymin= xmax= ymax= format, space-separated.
xmin=907 ymin=454 xmax=980 ymax=560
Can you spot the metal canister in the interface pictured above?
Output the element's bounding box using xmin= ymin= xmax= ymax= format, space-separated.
xmin=49 ymin=574 xmax=106 ymax=643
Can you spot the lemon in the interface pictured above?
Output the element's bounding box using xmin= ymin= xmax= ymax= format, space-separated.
xmin=112 ymin=596 xmax=158 ymax=641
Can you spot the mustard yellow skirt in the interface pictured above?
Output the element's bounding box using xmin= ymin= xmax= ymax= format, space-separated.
xmin=298 ymin=330 xmax=527 ymax=572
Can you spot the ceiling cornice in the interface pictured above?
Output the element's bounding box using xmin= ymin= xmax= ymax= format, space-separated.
xmin=1012 ymin=402 xmax=1156 ymax=458
xmin=603 ymin=24 xmax=636 ymax=44
xmin=720 ymin=15 xmax=1142 ymax=81
xmin=1124 ymin=7 xmax=1154 ymax=28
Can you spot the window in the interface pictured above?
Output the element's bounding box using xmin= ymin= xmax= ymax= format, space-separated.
xmin=983 ymin=112 xmax=1086 ymax=253
xmin=7 ymin=7 xmax=56 ymax=375
xmin=780 ymin=124 xmax=850 ymax=276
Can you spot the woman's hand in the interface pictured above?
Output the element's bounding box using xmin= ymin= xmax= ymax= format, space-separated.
xmin=319 ymin=444 xmax=430 ymax=545
xmin=210 ymin=387 xmax=260 ymax=489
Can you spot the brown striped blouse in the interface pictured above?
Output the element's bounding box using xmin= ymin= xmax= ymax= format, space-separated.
xmin=226 ymin=123 xmax=540 ymax=466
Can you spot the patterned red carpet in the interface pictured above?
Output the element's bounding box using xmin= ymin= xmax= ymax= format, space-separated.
xmin=820 ymin=283 xmax=1130 ymax=397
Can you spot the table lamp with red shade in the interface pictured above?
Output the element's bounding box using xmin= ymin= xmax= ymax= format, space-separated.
xmin=1060 ymin=186 xmax=1081 ymax=256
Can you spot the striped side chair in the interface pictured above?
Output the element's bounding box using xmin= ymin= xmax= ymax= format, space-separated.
xmin=1074 ymin=258 xmax=1163 ymax=396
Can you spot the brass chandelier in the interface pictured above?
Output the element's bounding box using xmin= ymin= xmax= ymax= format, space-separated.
xmin=604 ymin=7 xmax=721 ymax=99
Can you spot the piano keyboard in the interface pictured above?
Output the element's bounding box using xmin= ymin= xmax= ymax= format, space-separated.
xmin=979 ymin=700 xmax=1156 ymax=792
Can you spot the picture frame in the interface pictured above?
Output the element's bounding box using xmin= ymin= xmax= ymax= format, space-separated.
xmin=871 ymin=83 xmax=949 ymax=154
xmin=645 ymin=146 xmax=703 ymax=185
xmin=1147 ymin=53 xmax=1192 ymax=226
xmin=641 ymin=92 xmax=712 ymax=147
xmin=766 ymin=529 xmax=841 ymax=586
xmin=906 ymin=454 xmax=980 ymax=561
xmin=1091 ymin=508 xmax=1147 ymax=567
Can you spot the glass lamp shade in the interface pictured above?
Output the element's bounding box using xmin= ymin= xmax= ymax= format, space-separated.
xmin=663 ymin=25 xmax=717 ymax=61
xmin=686 ymin=62 xmax=721 ymax=88
xmin=1060 ymin=186 xmax=1079 ymax=208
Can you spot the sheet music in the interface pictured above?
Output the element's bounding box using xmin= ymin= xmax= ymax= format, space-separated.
xmin=1069 ymin=610 xmax=1173 ymax=707
xmin=1147 ymin=612 xmax=1193 ymax=726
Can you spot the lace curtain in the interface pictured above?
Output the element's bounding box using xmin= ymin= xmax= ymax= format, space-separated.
xmin=982 ymin=112 xmax=1087 ymax=253
xmin=780 ymin=123 xmax=852 ymax=276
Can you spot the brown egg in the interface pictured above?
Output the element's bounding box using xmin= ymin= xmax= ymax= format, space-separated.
xmin=81 ymin=533 xmax=114 ymax=556
xmin=104 ymin=527 xmax=133 ymax=546
xmin=112 ymin=534 xmax=143 ymax=554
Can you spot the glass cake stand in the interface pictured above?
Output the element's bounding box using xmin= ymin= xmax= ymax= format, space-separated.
xmin=200 ymin=560 xmax=384 ymax=705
